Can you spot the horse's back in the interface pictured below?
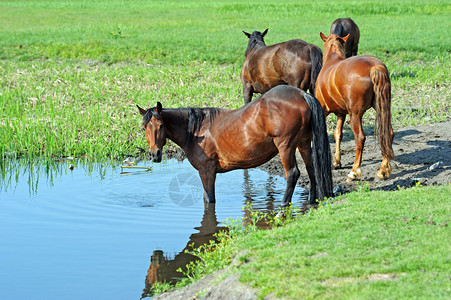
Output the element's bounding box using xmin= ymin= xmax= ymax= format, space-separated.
xmin=234 ymin=85 xmax=310 ymax=134
xmin=274 ymin=39 xmax=318 ymax=63
xmin=241 ymin=39 xmax=320 ymax=94
xmin=209 ymin=86 xmax=312 ymax=171
xmin=259 ymin=86 xmax=311 ymax=128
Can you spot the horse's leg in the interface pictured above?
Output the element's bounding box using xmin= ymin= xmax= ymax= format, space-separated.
xmin=377 ymin=127 xmax=395 ymax=179
xmin=297 ymin=139 xmax=317 ymax=204
xmin=243 ymin=83 xmax=254 ymax=105
xmin=347 ymin=112 xmax=365 ymax=181
xmin=333 ymin=114 xmax=346 ymax=169
xmin=275 ymin=142 xmax=300 ymax=207
xmin=199 ymin=170 xmax=216 ymax=203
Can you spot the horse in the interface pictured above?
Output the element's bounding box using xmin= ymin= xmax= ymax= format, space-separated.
xmin=315 ymin=32 xmax=394 ymax=182
xmin=240 ymin=28 xmax=323 ymax=105
xmin=330 ymin=18 xmax=360 ymax=57
xmin=137 ymin=85 xmax=333 ymax=207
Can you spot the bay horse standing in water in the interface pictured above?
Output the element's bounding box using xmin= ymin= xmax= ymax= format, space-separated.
xmin=330 ymin=18 xmax=360 ymax=57
xmin=240 ymin=29 xmax=323 ymax=104
xmin=315 ymin=33 xmax=394 ymax=181
xmin=137 ymin=85 xmax=333 ymax=207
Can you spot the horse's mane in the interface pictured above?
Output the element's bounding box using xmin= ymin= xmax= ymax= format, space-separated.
xmin=245 ymin=32 xmax=266 ymax=57
xmin=143 ymin=106 xmax=220 ymax=144
xmin=186 ymin=107 xmax=220 ymax=137
xmin=324 ymin=36 xmax=347 ymax=59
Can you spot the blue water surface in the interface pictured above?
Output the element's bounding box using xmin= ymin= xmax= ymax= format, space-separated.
xmin=0 ymin=158 xmax=307 ymax=300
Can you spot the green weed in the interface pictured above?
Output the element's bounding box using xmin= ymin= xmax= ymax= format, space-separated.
xmin=0 ymin=0 xmax=449 ymax=159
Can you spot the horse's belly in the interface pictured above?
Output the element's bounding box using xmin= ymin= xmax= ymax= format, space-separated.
xmin=217 ymin=142 xmax=278 ymax=172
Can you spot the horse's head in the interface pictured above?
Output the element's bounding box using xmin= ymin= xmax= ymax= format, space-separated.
xmin=320 ymin=32 xmax=349 ymax=59
xmin=242 ymin=28 xmax=268 ymax=56
xmin=137 ymin=102 xmax=166 ymax=163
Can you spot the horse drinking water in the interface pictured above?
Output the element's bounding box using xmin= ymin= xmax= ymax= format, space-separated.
xmin=315 ymin=33 xmax=394 ymax=181
xmin=240 ymin=29 xmax=323 ymax=104
xmin=137 ymin=85 xmax=333 ymax=207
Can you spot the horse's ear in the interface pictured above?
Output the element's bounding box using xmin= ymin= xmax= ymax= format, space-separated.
xmin=262 ymin=28 xmax=269 ymax=37
xmin=156 ymin=102 xmax=163 ymax=114
xmin=342 ymin=34 xmax=350 ymax=43
xmin=320 ymin=32 xmax=328 ymax=42
xmin=243 ymin=31 xmax=251 ymax=38
xmin=137 ymin=105 xmax=147 ymax=116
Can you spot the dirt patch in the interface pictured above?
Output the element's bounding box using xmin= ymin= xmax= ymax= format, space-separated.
xmin=259 ymin=121 xmax=451 ymax=194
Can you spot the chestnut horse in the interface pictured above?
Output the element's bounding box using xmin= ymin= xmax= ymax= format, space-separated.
xmin=137 ymin=85 xmax=333 ymax=207
xmin=330 ymin=18 xmax=360 ymax=57
xmin=315 ymin=33 xmax=394 ymax=181
xmin=240 ymin=29 xmax=323 ymax=104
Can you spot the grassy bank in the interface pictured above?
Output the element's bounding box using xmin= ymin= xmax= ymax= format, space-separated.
xmin=0 ymin=0 xmax=450 ymax=158
xmin=167 ymin=184 xmax=451 ymax=299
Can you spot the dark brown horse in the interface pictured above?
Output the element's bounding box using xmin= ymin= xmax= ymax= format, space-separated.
xmin=240 ymin=29 xmax=323 ymax=104
xmin=315 ymin=33 xmax=394 ymax=181
xmin=137 ymin=85 xmax=333 ymax=206
xmin=330 ymin=18 xmax=360 ymax=57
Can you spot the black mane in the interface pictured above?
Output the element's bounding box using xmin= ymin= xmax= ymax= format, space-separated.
xmin=186 ymin=107 xmax=216 ymax=136
xmin=245 ymin=31 xmax=266 ymax=57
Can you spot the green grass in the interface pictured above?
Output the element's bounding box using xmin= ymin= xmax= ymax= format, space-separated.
xmin=172 ymin=184 xmax=451 ymax=299
xmin=0 ymin=0 xmax=450 ymax=158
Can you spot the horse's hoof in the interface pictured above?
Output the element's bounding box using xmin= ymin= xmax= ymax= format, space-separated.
xmin=333 ymin=161 xmax=342 ymax=169
xmin=376 ymin=171 xmax=390 ymax=180
xmin=347 ymin=169 xmax=361 ymax=181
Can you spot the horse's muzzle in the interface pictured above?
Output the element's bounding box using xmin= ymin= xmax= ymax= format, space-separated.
xmin=151 ymin=149 xmax=162 ymax=163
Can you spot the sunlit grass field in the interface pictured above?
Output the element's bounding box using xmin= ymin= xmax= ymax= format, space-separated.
xmin=0 ymin=0 xmax=450 ymax=158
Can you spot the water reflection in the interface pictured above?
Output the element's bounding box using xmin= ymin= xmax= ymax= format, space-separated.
xmin=142 ymin=204 xmax=225 ymax=298
xmin=142 ymin=169 xmax=313 ymax=297
xmin=0 ymin=157 xmax=114 ymax=195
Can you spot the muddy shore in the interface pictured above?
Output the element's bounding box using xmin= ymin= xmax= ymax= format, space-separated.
xmin=163 ymin=120 xmax=451 ymax=194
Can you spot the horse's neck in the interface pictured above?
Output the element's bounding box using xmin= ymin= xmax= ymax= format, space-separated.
xmin=246 ymin=40 xmax=266 ymax=56
xmin=323 ymin=52 xmax=345 ymax=66
xmin=161 ymin=110 xmax=190 ymax=148
xmin=254 ymin=41 xmax=266 ymax=51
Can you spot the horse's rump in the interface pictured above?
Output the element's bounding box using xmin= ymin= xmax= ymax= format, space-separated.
xmin=330 ymin=18 xmax=360 ymax=57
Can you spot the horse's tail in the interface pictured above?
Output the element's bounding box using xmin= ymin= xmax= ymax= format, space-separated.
xmin=303 ymin=92 xmax=333 ymax=200
xmin=309 ymin=45 xmax=323 ymax=94
xmin=370 ymin=64 xmax=395 ymax=160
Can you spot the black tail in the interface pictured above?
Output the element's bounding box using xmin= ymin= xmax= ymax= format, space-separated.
xmin=304 ymin=92 xmax=333 ymax=200
xmin=309 ymin=45 xmax=323 ymax=94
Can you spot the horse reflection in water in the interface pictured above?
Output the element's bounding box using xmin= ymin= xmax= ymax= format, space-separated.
xmin=142 ymin=204 xmax=225 ymax=297
xmin=142 ymin=171 xmax=316 ymax=298
xmin=241 ymin=169 xmax=313 ymax=228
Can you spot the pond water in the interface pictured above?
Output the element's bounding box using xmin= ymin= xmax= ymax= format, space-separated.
xmin=0 ymin=158 xmax=309 ymax=300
